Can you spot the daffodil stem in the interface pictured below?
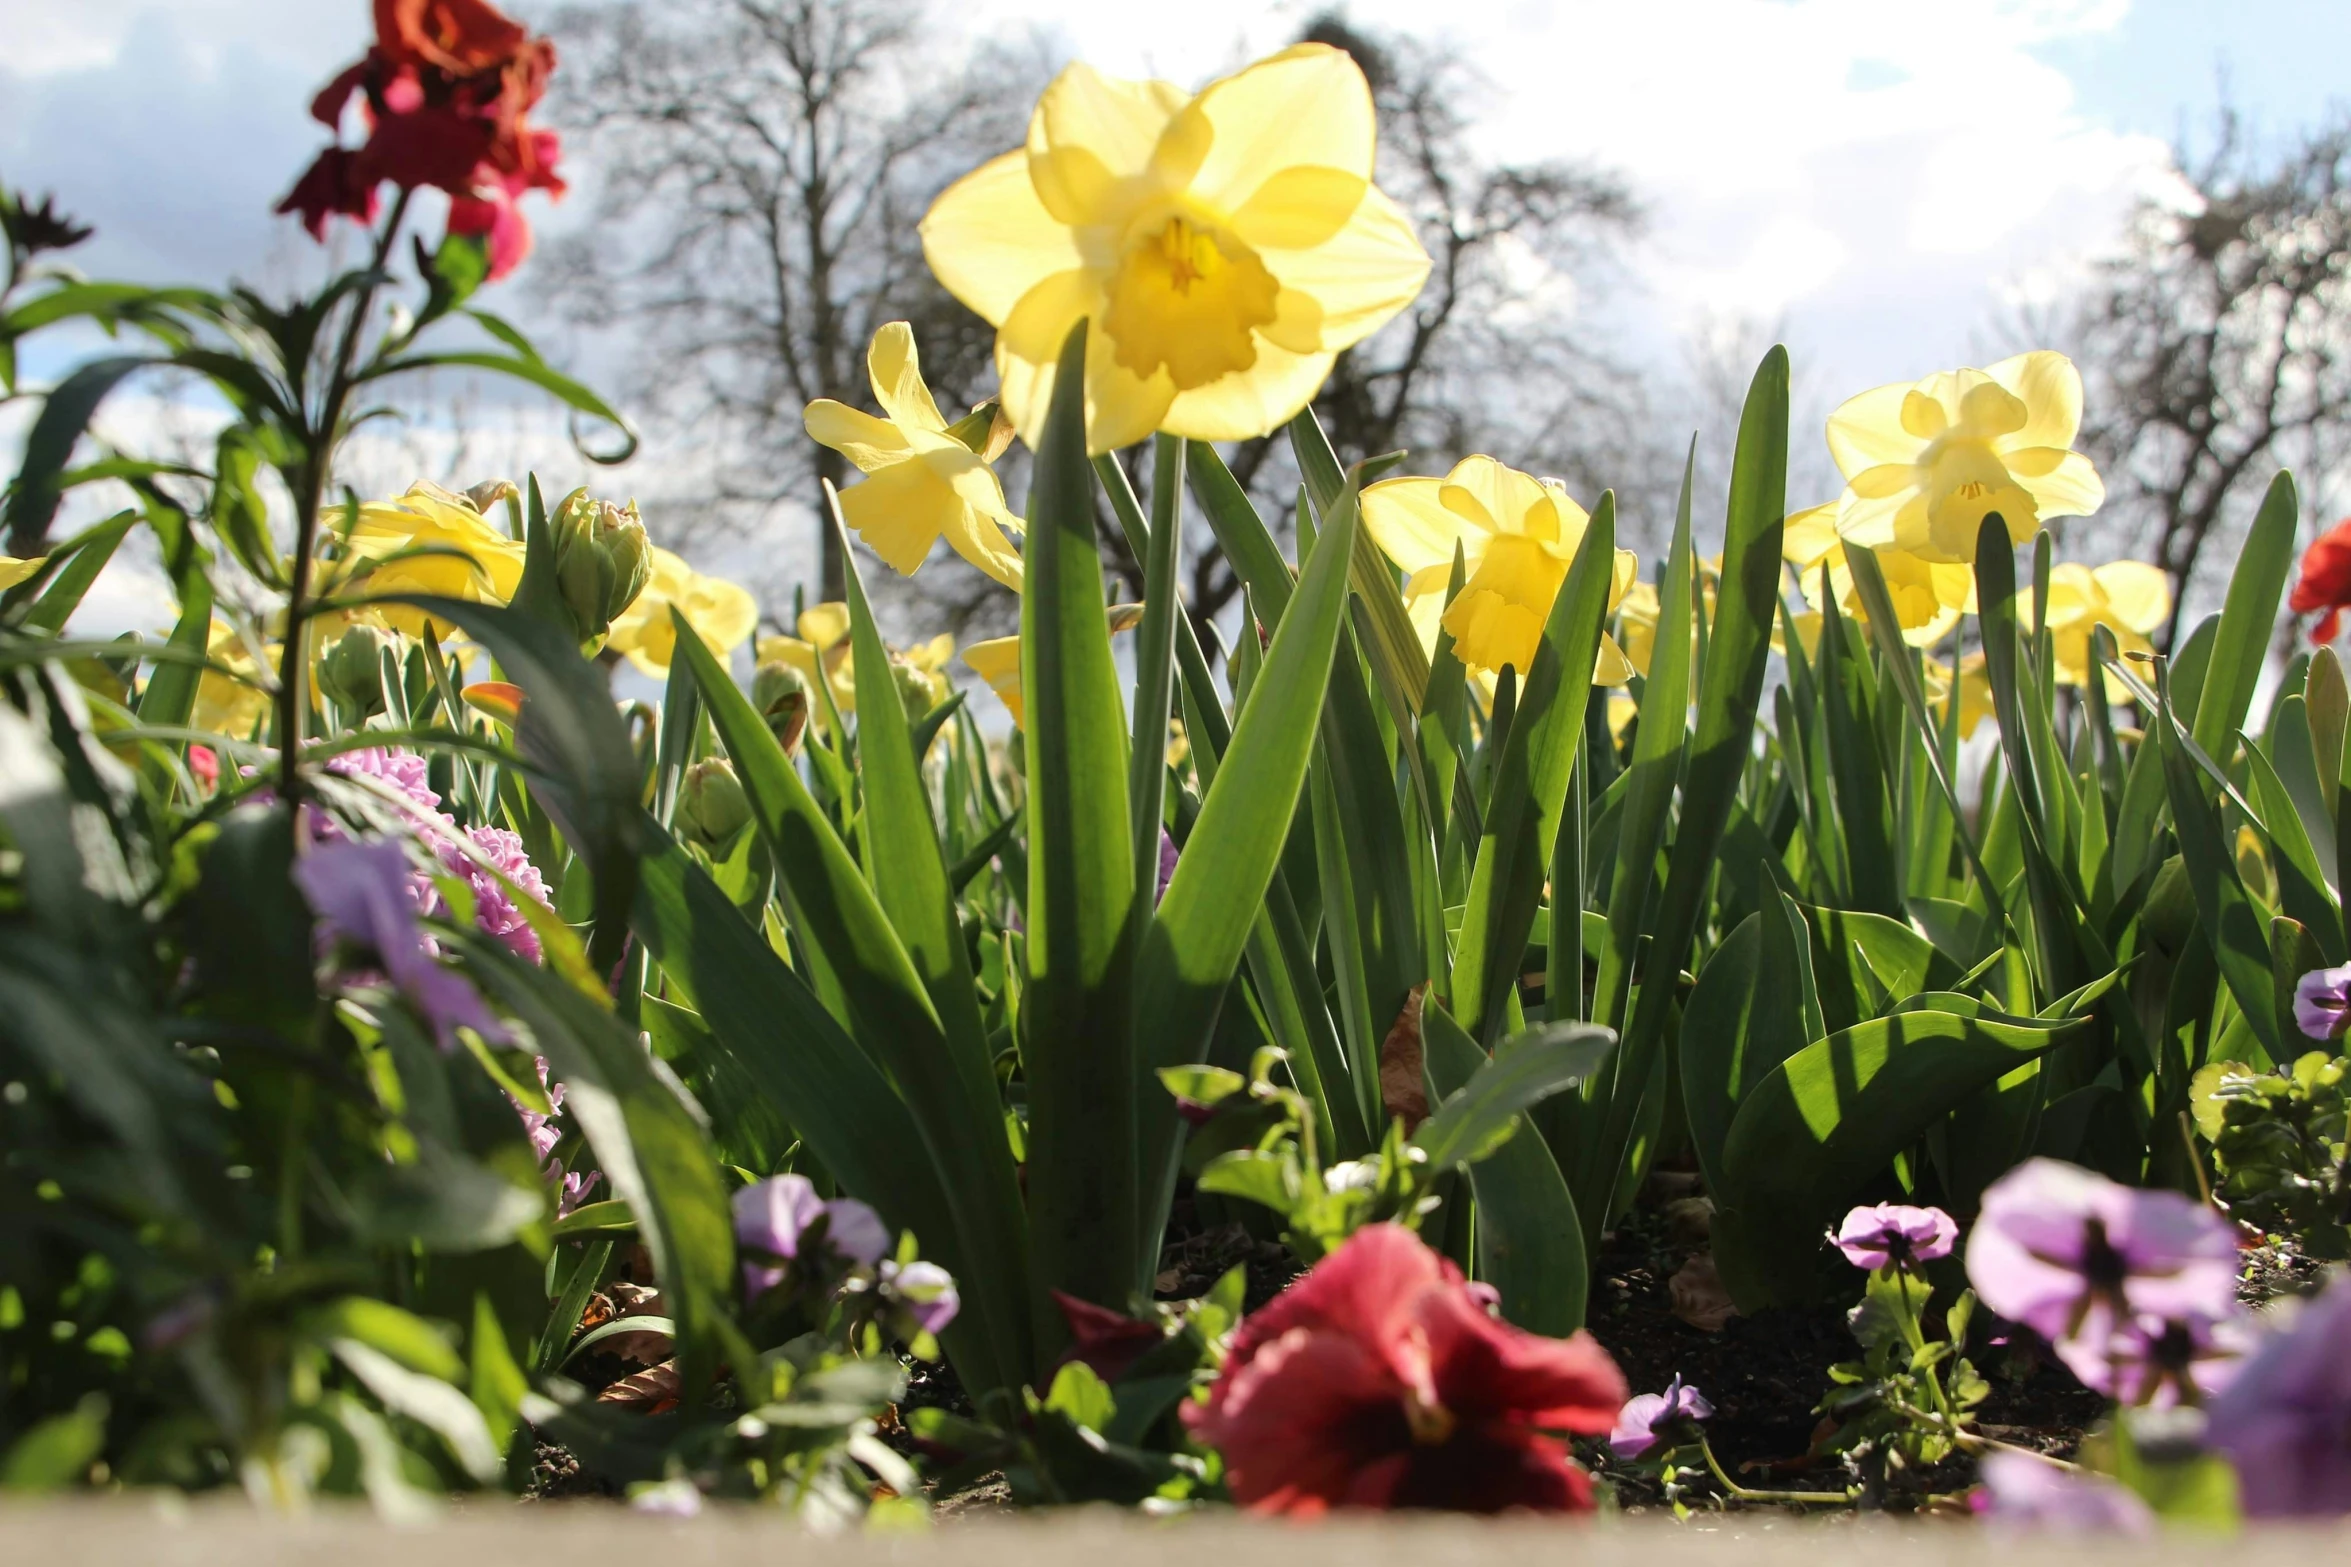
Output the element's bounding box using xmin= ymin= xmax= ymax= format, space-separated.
xmin=1693 ymin=1433 xmax=1855 ymax=1506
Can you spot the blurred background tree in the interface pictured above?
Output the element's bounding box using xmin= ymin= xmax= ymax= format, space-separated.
xmin=2058 ymin=109 xmax=2351 ymax=643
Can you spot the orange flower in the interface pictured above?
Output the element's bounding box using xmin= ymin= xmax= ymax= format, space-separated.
xmin=2291 ymin=517 xmax=2351 ymax=644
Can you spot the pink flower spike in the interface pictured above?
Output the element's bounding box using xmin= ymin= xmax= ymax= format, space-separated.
xmin=294 ymin=836 xmax=503 ymax=1050
xmin=1834 ymin=1202 xmax=1958 ymax=1270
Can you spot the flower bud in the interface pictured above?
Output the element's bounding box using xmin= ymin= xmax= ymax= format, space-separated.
xmin=318 ymin=623 xmax=395 ymax=716
xmin=891 ymin=659 xmax=938 ymax=724
xmin=550 ymin=487 xmax=653 ymax=646
xmin=677 ymin=756 xmax=751 ymax=848
xmin=752 ymin=660 xmax=809 ymax=754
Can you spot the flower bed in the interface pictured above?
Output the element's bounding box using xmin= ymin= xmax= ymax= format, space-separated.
xmin=5 ymin=0 xmax=2351 ymax=1536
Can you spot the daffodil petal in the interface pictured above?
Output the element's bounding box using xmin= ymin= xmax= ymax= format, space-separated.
xmin=920 ymin=150 xmax=1087 ymax=327
xmin=2094 ymin=560 xmax=2171 ymax=634
xmin=999 ymin=269 xmax=1104 ymax=365
xmin=1825 ymin=381 xmax=1920 ymax=477
xmin=1782 ymin=501 xmax=1843 ymax=568
xmin=1363 ymin=476 xmax=1472 ymax=575
xmin=1257 ymin=184 xmax=1428 ymax=352
xmin=2008 ymin=447 xmax=2105 ymax=519
xmin=1188 ymin=43 xmax=1376 ymax=215
xmin=1029 ymin=63 xmax=1187 ymax=204
xmin=1159 ymin=338 xmax=1332 ymax=444
xmin=804 ymin=400 xmax=912 ymax=472
xmin=1836 ymin=482 xmax=1907 ymax=551
xmin=1231 ymin=164 xmax=1369 ymax=252
xmin=962 ymin=635 xmax=1024 ymax=727
xmin=868 ymin=322 xmax=947 ymax=433
xmin=941 ymin=486 xmax=1028 ymax=593
xmin=1987 ymin=350 xmax=2084 ymax=450
xmin=1592 ymin=633 xmax=1635 ymax=687
xmin=838 ymin=459 xmax=951 ymax=577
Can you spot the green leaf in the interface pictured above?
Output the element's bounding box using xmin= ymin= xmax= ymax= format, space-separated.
xmin=1020 ymin=322 xmax=1138 ymax=1326
xmin=1421 ymin=1002 xmax=1591 ymax=1332
xmin=19 ymin=510 xmax=135 ymax=633
xmin=1594 ymin=450 xmax=1695 ymax=1028
xmin=3 ymin=354 xmax=151 ymax=554
xmin=1186 ymin=441 xmax=1295 ymax=625
xmin=1412 ymin=1018 xmax=1617 ymax=1171
xmin=1577 ymin=347 xmax=1788 ymax=1235
xmin=1453 ymin=492 xmax=1619 ymax=1040
xmin=1133 ymin=456 xmax=1365 ymax=1273
xmin=393 ymin=595 xmax=640 ymax=970
xmin=2161 ymin=694 xmax=2285 ymax=1064
xmin=1717 ymin=1005 xmax=2083 ymax=1307
xmin=1129 ymin=434 xmax=1183 ymax=903
xmin=456 ymin=935 xmax=736 ymax=1399
xmin=2191 ymin=471 xmax=2297 ymax=768
xmin=0 ymin=1396 xmax=107 ymax=1491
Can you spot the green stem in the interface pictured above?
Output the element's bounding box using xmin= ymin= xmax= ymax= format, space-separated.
xmin=276 ymin=187 xmax=412 ymax=832
xmin=1694 ymin=1432 xmax=1856 ymax=1506
xmin=1881 ymin=1397 xmax=2082 ymax=1471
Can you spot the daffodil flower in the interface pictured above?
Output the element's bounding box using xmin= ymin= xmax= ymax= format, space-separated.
xmin=757 ymin=606 xmax=957 ymax=722
xmin=604 ymin=547 xmax=758 ymax=677
xmin=920 ymin=44 xmax=1431 ymax=454
xmin=0 ymin=555 xmax=47 ymax=591
xmin=1828 ymin=350 xmax=2105 ymax=564
xmin=1783 ymin=501 xmax=1968 ymax=649
xmin=338 ymin=481 xmax=528 ymax=636
xmin=804 ymin=323 xmax=1026 ymax=591
xmin=2045 ymin=561 xmax=2169 ymax=701
xmin=193 ymin=620 xmax=274 ymax=739
xmin=962 ymin=605 xmax=1145 ymax=728
xmin=1616 ymin=556 xmax=1721 ymax=680
xmin=1922 ymin=650 xmax=1994 ymax=740
xmin=1361 ymin=455 xmax=1638 ymax=684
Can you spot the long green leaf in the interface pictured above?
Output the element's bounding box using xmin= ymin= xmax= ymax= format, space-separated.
xmin=2191 ymin=471 xmax=2297 ymax=766
xmin=1022 ymin=323 xmax=1138 ymax=1325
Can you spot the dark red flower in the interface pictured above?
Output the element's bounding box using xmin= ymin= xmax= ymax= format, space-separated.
xmin=278 ymin=0 xmax=560 ymax=276
xmin=275 ymin=147 xmax=382 ymax=241
xmin=1182 ymin=1224 xmax=1626 ymax=1515
xmin=1051 ymin=1290 xmax=1165 ymax=1384
xmin=2292 ymin=518 xmax=2351 ymax=645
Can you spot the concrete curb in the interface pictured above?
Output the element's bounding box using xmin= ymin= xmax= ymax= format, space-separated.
xmin=2 ymin=1500 xmax=2341 ymax=1564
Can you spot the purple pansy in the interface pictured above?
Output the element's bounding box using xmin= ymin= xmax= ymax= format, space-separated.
xmin=1609 ymin=1375 xmax=1714 ymax=1459
xmin=2102 ymin=1310 xmax=2250 ymax=1409
xmin=2293 ymin=964 xmax=2351 ymax=1041
xmin=2205 ymin=1273 xmax=2351 ymax=1517
xmin=1972 ymin=1450 xmax=2154 ymax=1534
xmin=731 ymin=1174 xmax=889 ymax=1300
xmin=1834 ymin=1202 xmax=1958 ymax=1271
xmin=1966 ymin=1159 xmax=2240 ymax=1397
xmin=294 ymin=837 xmax=504 ymax=1050
xmin=881 ymin=1259 xmax=961 ymax=1338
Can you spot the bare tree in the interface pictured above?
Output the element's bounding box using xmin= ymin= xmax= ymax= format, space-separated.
xmin=2063 ymin=109 xmax=2351 ymax=641
xmin=540 ymin=0 xmax=1047 ymax=620
xmin=1183 ymin=12 xmax=1659 ymax=631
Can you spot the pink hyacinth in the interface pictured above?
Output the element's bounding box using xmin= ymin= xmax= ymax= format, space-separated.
xmin=436 ymin=822 xmax=550 ymax=960
xmin=513 ymin=1054 xmax=598 ymax=1218
xmin=327 ymin=745 xmax=441 ymax=813
xmin=294 ymin=837 xmax=503 ymax=1051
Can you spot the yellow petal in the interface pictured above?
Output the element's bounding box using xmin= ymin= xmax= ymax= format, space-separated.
xmin=2007 ymin=447 xmax=2105 ymax=520
xmin=1986 ymin=350 xmax=2084 ymax=450
xmin=2089 ymin=560 xmax=2170 ymax=633
xmin=1230 ymin=164 xmax=1370 ymax=253
xmin=1592 ymin=633 xmax=1635 ymax=687
xmin=962 ymin=635 xmax=1024 ymax=727
xmin=839 ymin=459 xmax=954 ymax=577
xmin=1158 ymin=337 xmax=1336 ymax=444
xmin=1782 ymin=502 xmax=1843 ymax=568
xmin=1362 ymin=475 xmax=1473 ymax=576
xmin=804 ymin=400 xmax=911 ymax=472
xmin=1441 ymin=456 xmax=1554 ymax=538
xmin=868 ymin=322 xmax=947 ymax=433
xmin=997 ymin=323 xmax=1176 ymax=456
xmin=1834 ymin=475 xmax=1914 ymax=552
xmin=798 ymin=602 xmax=850 ymax=648
xmin=938 ymin=473 xmax=1028 ymax=593
xmin=999 ymin=269 xmax=1103 ymax=365
xmin=920 ymin=150 xmax=1087 ymax=328
xmin=1186 ymin=44 xmax=1376 ymax=215
xmin=1256 ymin=184 xmax=1428 ymax=352
xmin=0 ymin=556 xmax=43 ymax=590
xmin=1029 ymin=63 xmax=1186 ymax=195
xmin=1825 ymin=381 xmax=1921 ymax=477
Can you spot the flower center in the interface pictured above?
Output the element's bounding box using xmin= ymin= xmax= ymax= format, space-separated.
xmin=1102 ymin=216 xmax=1280 ymax=392
xmin=1402 ymin=1389 xmax=1456 ymax=1446
xmin=1920 ymin=436 xmax=2036 ymax=558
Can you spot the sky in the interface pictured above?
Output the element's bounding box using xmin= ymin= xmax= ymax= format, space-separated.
xmin=2 ymin=0 xmax=2347 ymax=641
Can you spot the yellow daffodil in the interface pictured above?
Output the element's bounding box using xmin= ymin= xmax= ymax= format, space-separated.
xmin=920 ymin=44 xmax=1431 ymax=454
xmin=962 ymin=605 xmax=1145 ymax=728
xmin=2045 ymin=560 xmax=2170 ymax=701
xmin=338 ymin=482 xmax=527 ymax=636
xmin=1828 ymin=350 xmax=2104 ymax=564
xmin=605 ymin=548 xmax=758 ymax=677
xmin=758 ymin=604 xmax=855 ymax=715
xmin=193 ymin=621 xmax=273 ymax=738
xmin=1616 ymin=557 xmax=1723 ymax=680
xmin=0 ymin=555 xmax=46 ymax=591
xmin=1361 ymin=455 xmax=1638 ymax=684
xmin=1783 ymin=501 xmax=1968 ymax=649
xmin=804 ymin=323 xmax=1026 ymax=591
xmin=1924 ymin=651 xmax=1995 ymax=740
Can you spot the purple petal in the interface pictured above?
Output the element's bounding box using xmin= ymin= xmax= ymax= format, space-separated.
xmin=2206 ymin=1275 xmax=2351 ymax=1516
xmin=1975 ymin=1450 xmax=2154 ymax=1533
xmin=821 ymin=1197 xmax=890 ymax=1268
xmin=2294 ymin=964 xmax=2351 ymax=1041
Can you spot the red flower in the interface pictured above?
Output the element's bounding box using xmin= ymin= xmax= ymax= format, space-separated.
xmin=2292 ymin=517 xmax=2351 ymax=645
xmin=1182 ymin=1224 xmax=1626 ymax=1515
xmin=1051 ymin=1290 xmax=1165 ymax=1384
xmin=277 ymin=0 xmax=561 ymax=276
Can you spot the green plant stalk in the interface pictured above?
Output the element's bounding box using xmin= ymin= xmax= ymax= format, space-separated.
xmin=1693 ymin=1432 xmax=1856 ymax=1505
